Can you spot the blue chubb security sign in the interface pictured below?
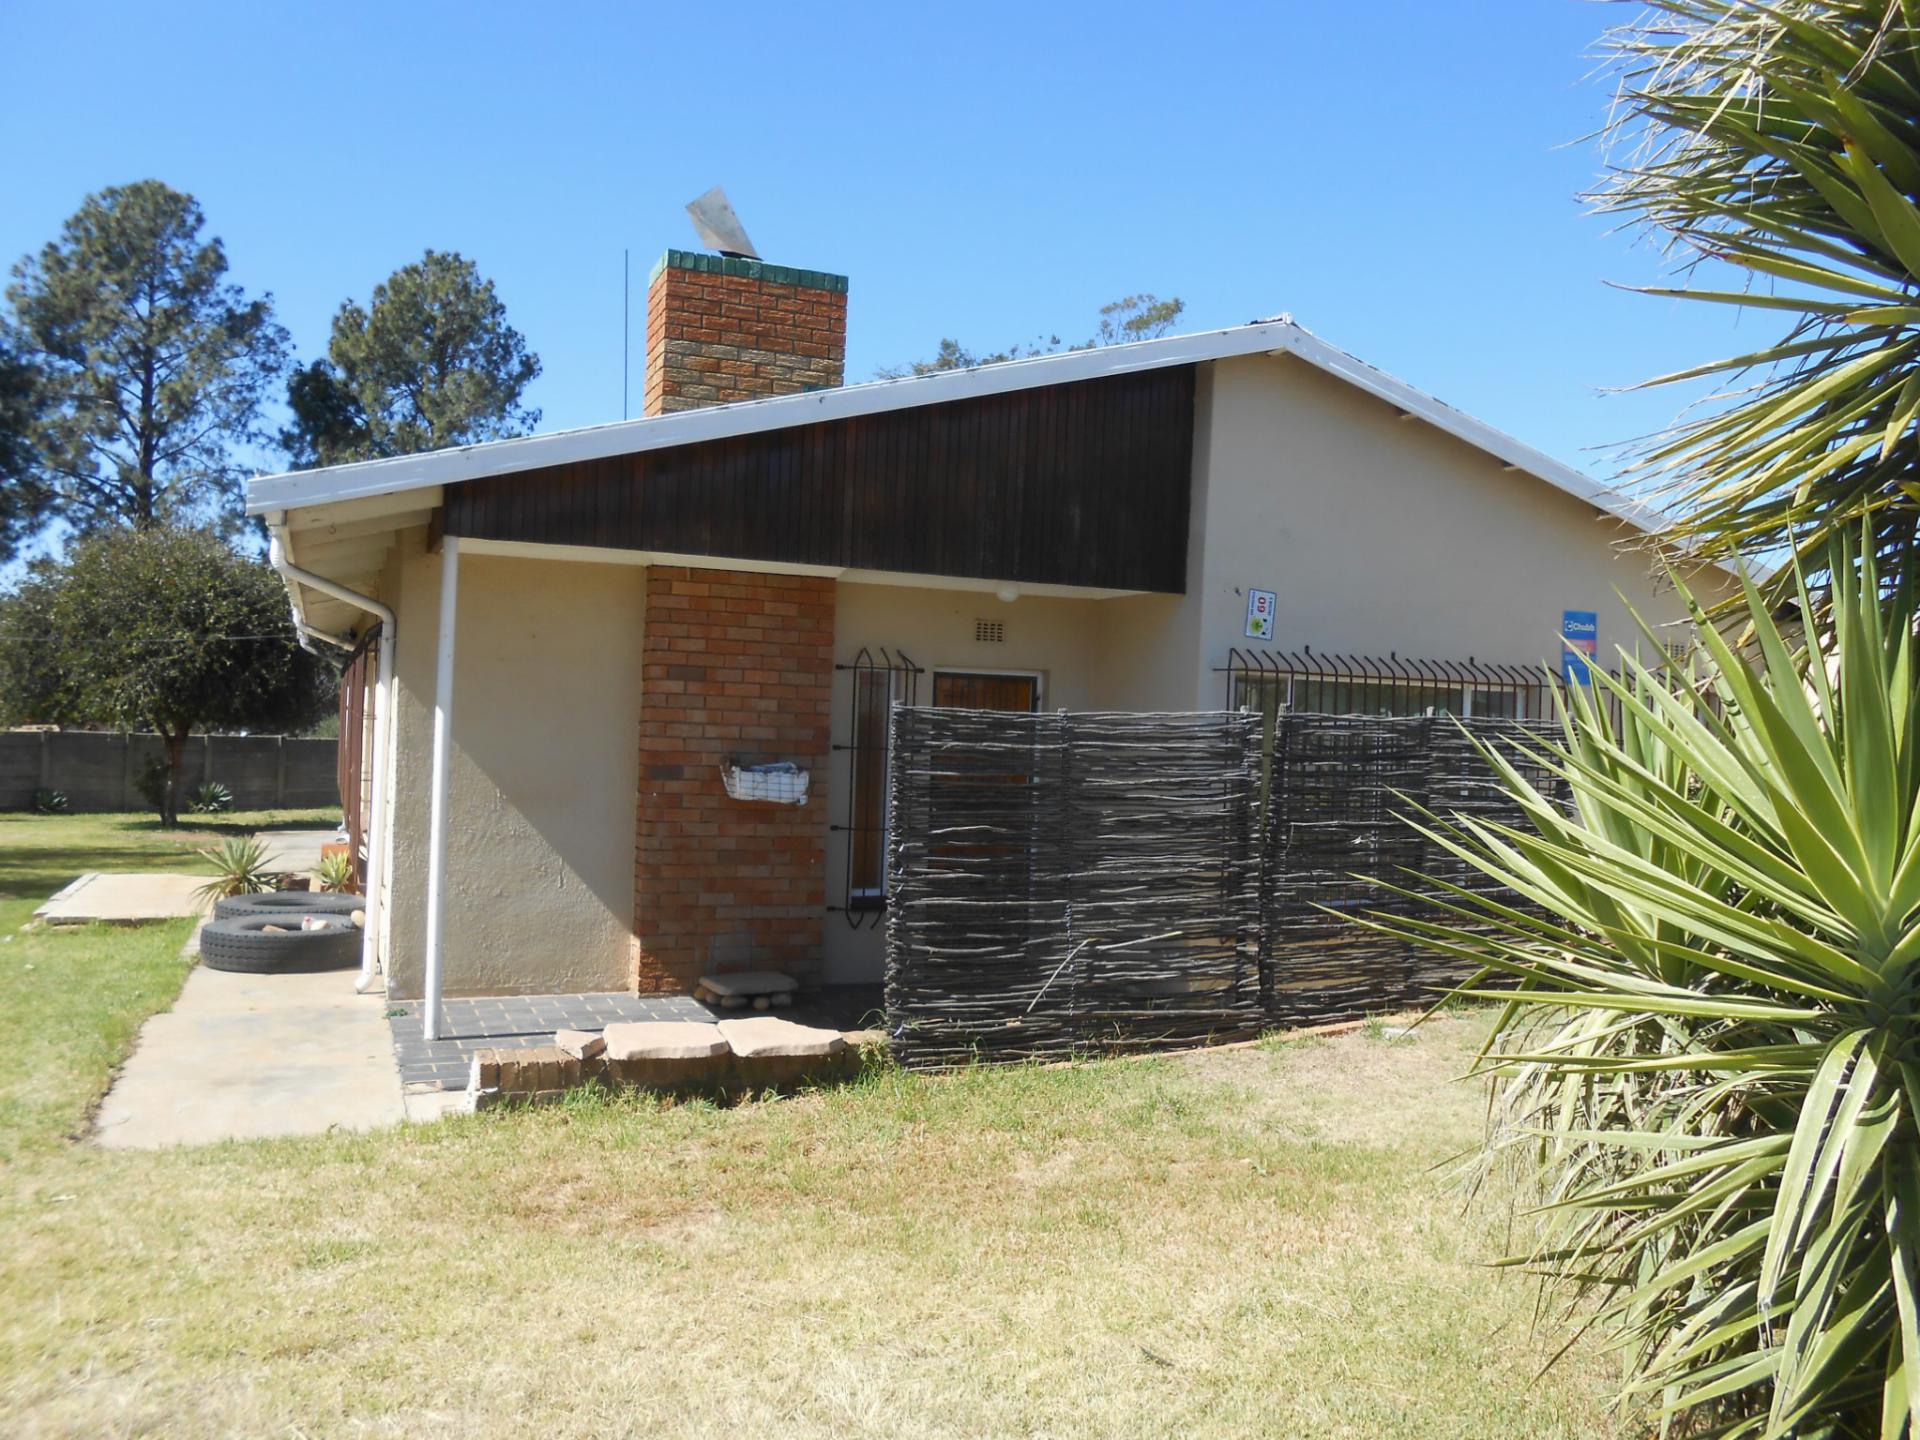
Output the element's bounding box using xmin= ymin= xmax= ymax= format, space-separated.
xmin=1562 ymin=610 xmax=1598 ymax=685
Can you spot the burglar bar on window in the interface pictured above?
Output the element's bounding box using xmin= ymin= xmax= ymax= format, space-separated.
xmin=1220 ymin=647 xmax=1554 ymax=721
xmin=830 ymin=648 xmax=922 ymax=927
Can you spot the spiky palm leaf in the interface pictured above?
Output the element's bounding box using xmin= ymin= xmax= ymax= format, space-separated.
xmin=193 ymin=836 xmax=278 ymax=903
xmin=1597 ymin=1 xmax=1920 ymax=592
xmin=1363 ymin=535 xmax=1919 ymax=1438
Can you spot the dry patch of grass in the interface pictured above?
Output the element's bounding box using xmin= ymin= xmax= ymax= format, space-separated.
xmin=0 ymin=1006 xmax=1616 ymax=1439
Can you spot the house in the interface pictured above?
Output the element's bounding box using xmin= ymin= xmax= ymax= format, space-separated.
xmin=249 ymin=243 xmax=1733 ymax=1030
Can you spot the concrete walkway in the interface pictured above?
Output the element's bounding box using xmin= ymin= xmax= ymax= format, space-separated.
xmin=255 ymin=828 xmax=340 ymax=877
xmin=35 ymin=872 xmax=209 ymax=925
xmin=94 ymin=961 xmax=406 ymax=1148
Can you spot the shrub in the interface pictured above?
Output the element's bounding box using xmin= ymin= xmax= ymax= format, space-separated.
xmin=30 ymin=788 xmax=66 ymax=814
xmin=1368 ymin=539 xmax=1919 ymax=1438
xmin=190 ymin=781 xmax=232 ymax=814
xmin=192 ymin=837 xmax=278 ymax=904
xmin=315 ymin=852 xmax=355 ymax=893
xmin=134 ymin=756 xmax=170 ymax=816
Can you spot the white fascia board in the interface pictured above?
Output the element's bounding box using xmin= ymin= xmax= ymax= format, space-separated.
xmin=244 ymin=315 xmax=1679 ymax=548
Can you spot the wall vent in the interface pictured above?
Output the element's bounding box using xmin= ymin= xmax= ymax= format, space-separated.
xmin=974 ymin=618 xmax=1005 ymax=644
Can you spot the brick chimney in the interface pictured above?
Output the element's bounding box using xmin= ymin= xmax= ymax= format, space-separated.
xmin=642 ymin=250 xmax=848 ymax=416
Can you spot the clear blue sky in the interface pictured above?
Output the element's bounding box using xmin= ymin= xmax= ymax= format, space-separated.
xmin=0 ymin=0 xmax=1757 ymax=488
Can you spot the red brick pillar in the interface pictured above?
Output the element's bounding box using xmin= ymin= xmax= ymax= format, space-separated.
xmin=634 ymin=567 xmax=835 ymax=993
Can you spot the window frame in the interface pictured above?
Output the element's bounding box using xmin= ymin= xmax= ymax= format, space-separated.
xmin=929 ymin=668 xmax=1045 ymax=712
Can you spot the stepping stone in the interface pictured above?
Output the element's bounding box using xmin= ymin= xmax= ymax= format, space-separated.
xmin=602 ymin=1021 xmax=728 ymax=1062
xmin=554 ymin=1028 xmax=605 ymax=1061
xmin=601 ymin=1021 xmax=729 ymax=1091
xmin=717 ymin=1017 xmax=847 ymax=1059
xmin=695 ymin=970 xmax=795 ymax=1002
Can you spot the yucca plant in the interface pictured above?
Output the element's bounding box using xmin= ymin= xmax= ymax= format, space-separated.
xmin=315 ymin=851 xmax=356 ymax=893
xmin=1596 ymin=1 xmax=1920 ymax=601
xmin=1364 ymin=536 xmax=1919 ymax=1438
xmin=190 ymin=781 xmax=233 ymax=814
xmin=192 ymin=836 xmax=278 ymax=904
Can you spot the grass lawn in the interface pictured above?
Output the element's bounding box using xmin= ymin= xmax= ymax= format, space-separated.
xmin=0 ymin=806 xmax=342 ymax=904
xmin=0 ymin=813 xmax=1620 ymax=1438
xmin=0 ymin=810 xmax=340 ymax=1164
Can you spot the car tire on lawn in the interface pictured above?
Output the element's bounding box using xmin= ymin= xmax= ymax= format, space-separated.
xmin=198 ymin=914 xmax=361 ymax=974
xmin=213 ymin=891 xmax=365 ymax=922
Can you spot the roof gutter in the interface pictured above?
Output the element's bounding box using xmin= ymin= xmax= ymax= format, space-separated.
xmin=268 ymin=523 xmax=396 ymax=996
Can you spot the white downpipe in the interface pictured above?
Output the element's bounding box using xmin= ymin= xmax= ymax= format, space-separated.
xmin=267 ymin=527 xmax=397 ymax=995
xmin=421 ymin=537 xmax=459 ymax=1043
xmin=357 ymin=626 xmax=396 ymax=994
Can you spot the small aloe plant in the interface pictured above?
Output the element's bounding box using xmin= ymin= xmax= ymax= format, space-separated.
xmin=190 ymin=781 xmax=233 ymax=814
xmin=315 ymin=852 xmax=356 ymax=894
xmin=192 ymin=836 xmax=279 ymax=903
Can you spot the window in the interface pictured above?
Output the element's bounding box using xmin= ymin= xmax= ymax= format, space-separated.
xmin=1224 ymin=651 xmax=1549 ymax=811
xmin=932 ymin=671 xmax=1040 ymax=711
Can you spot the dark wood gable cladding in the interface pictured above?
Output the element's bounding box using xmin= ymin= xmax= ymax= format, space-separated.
xmin=440 ymin=365 xmax=1195 ymax=593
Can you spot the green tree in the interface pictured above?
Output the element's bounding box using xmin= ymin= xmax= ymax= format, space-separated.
xmin=0 ymin=338 xmax=51 ymax=562
xmin=0 ymin=527 xmax=332 ymax=825
xmin=1597 ymin=1 xmax=1920 ymax=595
xmin=5 ymin=181 xmax=290 ymax=535
xmin=878 ymin=293 xmax=1185 ymax=378
xmin=282 ymin=249 xmax=541 ymax=468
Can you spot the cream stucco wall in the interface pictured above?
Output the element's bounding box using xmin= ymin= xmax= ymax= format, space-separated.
xmin=1147 ymin=354 xmax=1731 ymax=706
xmin=382 ymin=538 xmax=644 ymax=999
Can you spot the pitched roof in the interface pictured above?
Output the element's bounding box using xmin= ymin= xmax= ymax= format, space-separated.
xmin=246 ymin=317 xmax=1670 ymax=536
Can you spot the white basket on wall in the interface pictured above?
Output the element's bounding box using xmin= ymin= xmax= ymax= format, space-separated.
xmin=721 ymin=760 xmax=810 ymax=805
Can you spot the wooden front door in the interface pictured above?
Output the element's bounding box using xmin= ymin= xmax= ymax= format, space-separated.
xmin=932 ymin=672 xmax=1039 ymax=712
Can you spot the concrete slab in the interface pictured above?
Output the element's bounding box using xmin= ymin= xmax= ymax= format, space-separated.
xmin=717 ymin=1017 xmax=848 ymax=1059
xmin=35 ymin=872 xmax=209 ymax=925
xmin=93 ymin=963 xmax=404 ymax=1148
xmin=554 ymin=1028 xmax=606 ymax=1060
xmin=698 ymin=970 xmax=795 ymax=997
xmin=403 ymin=1088 xmax=473 ymax=1123
xmin=604 ymin=1020 xmax=729 ymax=1061
xmin=255 ymin=829 xmax=340 ymax=876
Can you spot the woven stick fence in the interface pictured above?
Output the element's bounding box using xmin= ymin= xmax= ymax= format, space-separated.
xmin=1262 ymin=713 xmax=1563 ymax=1028
xmin=885 ymin=706 xmax=1564 ymax=1068
xmin=885 ymin=708 xmax=1265 ymax=1067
